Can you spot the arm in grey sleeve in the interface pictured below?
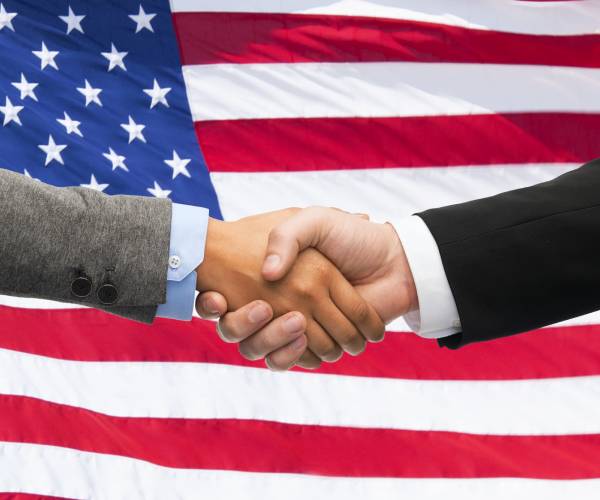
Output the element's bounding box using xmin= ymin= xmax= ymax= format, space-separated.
xmin=0 ymin=168 xmax=172 ymax=323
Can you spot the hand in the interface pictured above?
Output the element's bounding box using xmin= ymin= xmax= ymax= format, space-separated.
xmin=261 ymin=207 xmax=417 ymax=323
xmin=195 ymin=209 xmax=385 ymax=370
xmin=197 ymin=207 xmax=417 ymax=370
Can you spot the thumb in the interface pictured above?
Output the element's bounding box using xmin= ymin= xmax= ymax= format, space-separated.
xmin=195 ymin=291 xmax=228 ymax=319
xmin=262 ymin=208 xmax=331 ymax=281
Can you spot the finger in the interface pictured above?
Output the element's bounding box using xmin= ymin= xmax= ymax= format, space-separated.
xmin=295 ymin=348 xmax=322 ymax=370
xmin=195 ymin=292 xmax=228 ymax=319
xmin=315 ymin=302 xmax=366 ymax=356
xmin=305 ymin=320 xmax=343 ymax=363
xmin=264 ymin=334 xmax=308 ymax=371
xmin=217 ymin=300 xmax=274 ymax=343
xmin=329 ymin=278 xmax=386 ymax=343
xmin=238 ymin=312 xmax=306 ymax=361
xmin=262 ymin=208 xmax=332 ymax=281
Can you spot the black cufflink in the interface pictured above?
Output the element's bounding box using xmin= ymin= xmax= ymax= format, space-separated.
xmin=97 ymin=267 xmax=119 ymax=305
xmin=71 ymin=271 xmax=92 ymax=298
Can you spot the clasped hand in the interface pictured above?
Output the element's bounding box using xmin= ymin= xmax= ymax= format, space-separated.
xmin=195 ymin=208 xmax=418 ymax=371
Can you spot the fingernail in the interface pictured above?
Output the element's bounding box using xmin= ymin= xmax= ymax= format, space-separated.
xmin=263 ymin=254 xmax=281 ymax=273
xmin=283 ymin=314 xmax=304 ymax=334
xmin=203 ymin=298 xmax=220 ymax=315
xmin=248 ymin=303 xmax=270 ymax=324
xmin=290 ymin=336 xmax=306 ymax=351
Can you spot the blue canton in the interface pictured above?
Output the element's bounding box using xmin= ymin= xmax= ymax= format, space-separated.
xmin=0 ymin=0 xmax=222 ymax=218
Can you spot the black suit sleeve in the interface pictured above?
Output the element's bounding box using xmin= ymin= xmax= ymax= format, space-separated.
xmin=417 ymin=158 xmax=600 ymax=349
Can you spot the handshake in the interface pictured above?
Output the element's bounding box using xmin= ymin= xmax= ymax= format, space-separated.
xmin=193 ymin=207 xmax=418 ymax=371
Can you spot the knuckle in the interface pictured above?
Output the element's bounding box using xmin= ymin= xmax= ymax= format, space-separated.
xmin=283 ymin=207 xmax=301 ymax=217
xmin=268 ymin=227 xmax=287 ymax=245
xmin=292 ymin=281 xmax=317 ymax=300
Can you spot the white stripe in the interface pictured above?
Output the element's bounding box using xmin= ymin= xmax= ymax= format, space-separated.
xmin=170 ymin=0 xmax=600 ymax=36
xmin=0 ymin=296 xmax=85 ymax=309
xmin=3 ymin=348 xmax=600 ymax=435
xmin=3 ymin=443 xmax=600 ymax=500
xmin=183 ymin=63 xmax=600 ymax=121
xmin=211 ymin=164 xmax=577 ymax=225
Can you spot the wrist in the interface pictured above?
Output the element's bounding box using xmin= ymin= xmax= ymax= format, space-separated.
xmin=385 ymin=223 xmax=419 ymax=318
xmin=196 ymin=217 xmax=230 ymax=291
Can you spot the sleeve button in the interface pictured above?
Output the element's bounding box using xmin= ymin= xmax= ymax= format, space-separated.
xmin=71 ymin=275 xmax=92 ymax=298
xmin=98 ymin=282 xmax=119 ymax=305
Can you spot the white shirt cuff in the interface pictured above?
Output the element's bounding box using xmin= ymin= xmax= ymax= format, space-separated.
xmin=394 ymin=216 xmax=461 ymax=339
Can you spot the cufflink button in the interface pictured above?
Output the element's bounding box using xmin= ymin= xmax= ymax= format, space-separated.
xmin=169 ymin=255 xmax=181 ymax=270
xmin=71 ymin=274 xmax=92 ymax=298
xmin=98 ymin=282 xmax=119 ymax=305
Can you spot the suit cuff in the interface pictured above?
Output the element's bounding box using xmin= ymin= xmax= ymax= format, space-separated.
xmin=394 ymin=216 xmax=461 ymax=339
xmin=156 ymin=203 xmax=208 ymax=321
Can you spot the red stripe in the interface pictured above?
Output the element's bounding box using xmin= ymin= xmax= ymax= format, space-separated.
xmin=2 ymin=305 xmax=600 ymax=380
xmin=2 ymin=394 xmax=600 ymax=479
xmin=196 ymin=113 xmax=600 ymax=172
xmin=173 ymin=12 xmax=600 ymax=67
xmin=0 ymin=496 xmax=74 ymax=500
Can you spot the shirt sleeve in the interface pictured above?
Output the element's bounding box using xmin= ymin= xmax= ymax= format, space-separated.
xmin=155 ymin=203 xmax=209 ymax=321
xmin=393 ymin=215 xmax=462 ymax=339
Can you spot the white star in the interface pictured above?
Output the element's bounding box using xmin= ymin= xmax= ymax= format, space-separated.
xmin=33 ymin=42 xmax=59 ymax=70
xmin=0 ymin=3 xmax=17 ymax=31
xmin=101 ymin=43 xmax=127 ymax=71
xmin=0 ymin=97 xmax=23 ymax=126
xmin=77 ymin=79 xmax=102 ymax=106
xmin=11 ymin=73 xmax=38 ymax=101
xmin=38 ymin=135 xmax=67 ymax=166
xmin=103 ymin=147 xmax=128 ymax=172
xmin=129 ymin=5 xmax=156 ymax=33
xmin=147 ymin=181 xmax=171 ymax=198
xmin=165 ymin=151 xmax=191 ymax=179
xmin=57 ymin=112 xmax=83 ymax=137
xmin=59 ymin=6 xmax=85 ymax=34
xmin=120 ymin=115 xmax=146 ymax=143
xmin=81 ymin=174 xmax=109 ymax=192
xmin=143 ymin=79 xmax=171 ymax=109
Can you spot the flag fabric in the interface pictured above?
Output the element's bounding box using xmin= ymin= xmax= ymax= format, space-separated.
xmin=1 ymin=0 xmax=600 ymax=498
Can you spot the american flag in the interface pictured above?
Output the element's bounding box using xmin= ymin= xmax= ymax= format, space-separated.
xmin=1 ymin=0 xmax=600 ymax=498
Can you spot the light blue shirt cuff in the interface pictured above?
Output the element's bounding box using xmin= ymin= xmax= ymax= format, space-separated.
xmin=156 ymin=272 xmax=198 ymax=321
xmin=156 ymin=203 xmax=209 ymax=321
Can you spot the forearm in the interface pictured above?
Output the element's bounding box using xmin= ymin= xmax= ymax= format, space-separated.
xmin=0 ymin=169 xmax=171 ymax=322
xmin=418 ymin=158 xmax=600 ymax=347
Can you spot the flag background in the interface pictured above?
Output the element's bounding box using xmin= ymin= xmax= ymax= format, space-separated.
xmin=2 ymin=0 xmax=600 ymax=498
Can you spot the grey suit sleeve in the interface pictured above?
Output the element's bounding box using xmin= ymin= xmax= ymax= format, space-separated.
xmin=0 ymin=168 xmax=172 ymax=323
